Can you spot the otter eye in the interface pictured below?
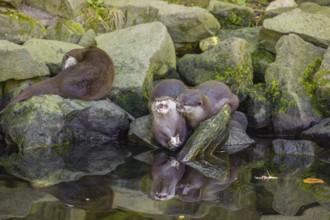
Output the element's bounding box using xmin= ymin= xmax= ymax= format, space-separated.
xmin=198 ymin=101 xmax=202 ymax=106
xmin=65 ymin=54 xmax=69 ymax=58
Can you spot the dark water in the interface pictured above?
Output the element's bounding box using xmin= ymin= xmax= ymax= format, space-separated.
xmin=1 ymin=138 xmax=330 ymax=220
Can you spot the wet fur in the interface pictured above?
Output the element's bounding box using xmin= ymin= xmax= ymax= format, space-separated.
xmin=150 ymin=96 xmax=189 ymax=150
xmin=177 ymin=80 xmax=239 ymax=128
xmin=0 ymin=46 xmax=115 ymax=114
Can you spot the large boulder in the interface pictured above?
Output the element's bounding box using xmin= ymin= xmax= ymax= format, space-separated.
xmin=272 ymin=139 xmax=317 ymax=156
xmin=105 ymin=0 xmax=220 ymax=43
xmin=46 ymin=18 xmax=85 ymax=44
xmin=23 ymin=39 xmax=83 ymax=75
xmin=265 ymin=34 xmax=325 ymax=133
xmin=24 ymin=0 xmax=85 ymax=19
xmin=259 ymin=8 xmax=330 ymax=53
xmin=178 ymin=37 xmax=253 ymax=101
xmin=0 ymin=8 xmax=46 ymax=44
xmin=303 ymin=117 xmax=330 ymax=149
xmin=0 ymin=40 xmax=49 ymax=82
xmin=208 ymin=0 xmax=254 ymax=28
xmin=0 ymin=95 xmax=130 ymax=149
xmin=96 ymin=22 xmax=176 ymax=117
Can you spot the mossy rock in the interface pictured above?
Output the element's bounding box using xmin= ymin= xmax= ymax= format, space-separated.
xmin=46 ymin=19 xmax=85 ymax=44
xmin=0 ymin=8 xmax=46 ymax=44
xmin=251 ymin=48 xmax=275 ymax=83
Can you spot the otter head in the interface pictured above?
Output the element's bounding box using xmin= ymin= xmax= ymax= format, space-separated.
xmin=61 ymin=48 xmax=87 ymax=70
xmin=176 ymin=89 xmax=210 ymax=128
xmin=151 ymin=96 xmax=177 ymax=115
xmin=150 ymin=150 xmax=185 ymax=201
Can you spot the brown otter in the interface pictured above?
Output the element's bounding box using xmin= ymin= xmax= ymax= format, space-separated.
xmin=149 ymin=79 xmax=189 ymax=150
xmin=176 ymin=80 xmax=239 ymax=128
xmin=0 ymin=46 xmax=115 ymax=114
xmin=150 ymin=96 xmax=189 ymax=150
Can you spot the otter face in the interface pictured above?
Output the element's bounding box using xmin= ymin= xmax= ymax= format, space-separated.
xmin=62 ymin=55 xmax=78 ymax=69
xmin=151 ymin=96 xmax=177 ymax=115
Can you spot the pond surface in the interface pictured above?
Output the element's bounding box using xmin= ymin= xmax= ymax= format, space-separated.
xmin=1 ymin=138 xmax=330 ymax=220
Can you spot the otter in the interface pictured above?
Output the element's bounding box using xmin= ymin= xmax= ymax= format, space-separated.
xmin=149 ymin=79 xmax=189 ymax=150
xmin=0 ymin=46 xmax=115 ymax=114
xmin=150 ymin=96 xmax=189 ymax=150
xmin=176 ymin=80 xmax=239 ymax=128
xmin=150 ymin=149 xmax=185 ymax=201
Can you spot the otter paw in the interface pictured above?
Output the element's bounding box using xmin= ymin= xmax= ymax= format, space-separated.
xmin=168 ymin=135 xmax=181 ymax=149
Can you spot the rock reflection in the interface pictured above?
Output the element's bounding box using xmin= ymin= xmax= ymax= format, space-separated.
xmin=37 ymin=176 xmax=113 ymax=211
xmin=150 ymin=149 xmax=238 ymax=202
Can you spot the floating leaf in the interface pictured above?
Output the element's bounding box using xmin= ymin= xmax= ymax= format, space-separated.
xmin=303 ymin=178 xmax=324 ymax=184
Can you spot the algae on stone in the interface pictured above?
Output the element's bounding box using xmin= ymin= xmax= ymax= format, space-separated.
xmin=46 ymin=19 xmax=85 ymax=44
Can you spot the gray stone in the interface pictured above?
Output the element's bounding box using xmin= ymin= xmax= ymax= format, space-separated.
xmin=265 ymin=34 xmax=325 ymax=133
xmin=208 ymin=0 xmax=254 ymax=27
xmin=78 ymin=29 xmax=96 ymax=47
xmin=218 ymin=27 xmax=262 ymax=53
xmin=266 ymin=0 xmax=298 ymax=11
xmin=2 ymin=0 xmax=22 ymax=8
xmin=128 ymin=115 xmax=159 ymax=149
xmin=24 ymin=0 xmax=86 ymax=19
xmin=297 ymin=0 xmax=330 ymax=6
xmin=96 ymin=22 xmax=176 ymax=117
xmin=299 ymin=2 xmax=330 ymax=18
xmin=251 ymin=48 xmax=275 ymax=83
xmin=0 ymin=95 xmax=129 ymax=150
xmin=105 ymin=0 xmax=220 ymax=43
xmin=18 ymin=3 xmax=58 ymax=27
xmin=247 ymin=84 xmax=271 ymax=129
xmin=0 ymin=8 xmax=46 ymax=44
xmin=0 ymin=40 xmax=49 ymax=82
xmin=272 ymin=139 xmax=316 ymax=156
xmin=46 ymin=19 xmax=85 ymax=44
xmin=178 ymin=37 xmax=253 ymax=101
xmin=260 ymin=8 xmax=330 ymax=53
xmin=23 ymin=38 xmax=83 ymax=75
xmin=303 ymin=118 xmax=330 ymax=149
xmin=199 ymin=36 xmax=220 ymax=52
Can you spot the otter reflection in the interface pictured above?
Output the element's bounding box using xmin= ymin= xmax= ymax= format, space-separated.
xmin=150 ymin=150 xmax=237 ymax=202
xmin=37 ymin=176 xmax=113 ymax=211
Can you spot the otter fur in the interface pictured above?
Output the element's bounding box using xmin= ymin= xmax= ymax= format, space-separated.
xmin=176 ymin=80 xmax=239 ymax=128
xmin=0 ymin=46 xmax=115 ymax=114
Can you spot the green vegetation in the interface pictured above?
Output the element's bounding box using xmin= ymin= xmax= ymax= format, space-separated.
xmin=163 ymin=0 xmax=210 ymax=8
xmin=300 ymin=56 xmax=327 ymax=116
xmin=80 ymin=0 xmax=125 ymax=33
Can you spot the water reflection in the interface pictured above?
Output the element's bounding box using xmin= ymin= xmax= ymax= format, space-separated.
xmin=150 ymin=149 xmax=237 ymax=202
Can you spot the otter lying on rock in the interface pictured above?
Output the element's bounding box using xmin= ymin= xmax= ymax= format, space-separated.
xmin=0 ymin=46 xmax=115 ymax=114
xmin=176 ymin=80 xmax=239 ymax=128
xmin=149 ymin=79 xmax=189 ymax=151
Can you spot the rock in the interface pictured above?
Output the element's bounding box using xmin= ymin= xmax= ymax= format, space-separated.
xmin=23 ymin=38 xmax=83 ymax=75
xmin=303 ymin=118 xmax=330 ymax=149
xmin=24 ymin=0 xmax=86 ymax=19
xmin=314 ymin=47 xmax=330 ymax=116
xmin=299 ymin=2 xmax=330 ymax=18
xmin=3 ymin=0 xmax=22 ymax=8
xmin=78 ymin=29 xmax=96 ymax=47
xmin=18 ymin=3 xmax=58 ymax=27
xmin=199 ymin=36 xmax=220 ymax=52
xmin=266 ymin=0 xmax=298 ymax=11
xmin=46 ymin=18 xmax=85 ymax=44
xmin=0 ymin=95 xmax=129 ymax=149
xmin=105 ymin=0 xmax=220 ymax=43
xmin=251 ymin=48 xmax=275 ymax=83
xmin=0 ymin=40 xmax=49 ymax=82
xmin=265 ymin=34 xmax=325 ymax=133
xmin=176 ymin=104 xmax=232 ymax=180
xmin=246 ymin=84 xmax=271 ymax=129
xmin=297 ymin=0 xmax=330 ymax=6
xmin=208 ymin=0 xmax=254 ymax=28
xmin=222 ymin=111 xmax=255 ymax=154
xmin=96 ymin=22 xmax=176 ymax=117
xmin=178 ymin=37 xmax=253 ymax=101
xmin=127 ymin=115 xmax=159 ymax=149
xmin=272 ymin=139 xmax=316 ymax=156
xmin=218 ymin=27 xmax=262 ymax=53
xmin=260 ymin=8 xmax=330 ymax=53
xmin=0 ymin=8 xmax=46 ymax=44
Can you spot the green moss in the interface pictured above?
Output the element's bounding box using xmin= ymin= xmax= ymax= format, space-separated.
xmin=64 ymin=19 xmax=85 ymax=34
xmin=265 ymin=80 xmax=294 ymax=114
xmin=110 ymin=91 xmax=148 ymax=117
xmin=163 ymin=0 xmax=210 ymax=8
xmin=178 ymin=24 xmax=190 ymax=34
xmin=300 ymin=56 xmax=326 ymax=115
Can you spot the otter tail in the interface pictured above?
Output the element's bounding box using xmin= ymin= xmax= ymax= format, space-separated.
xmin=0 ymin=80 xmax=56 ymax=114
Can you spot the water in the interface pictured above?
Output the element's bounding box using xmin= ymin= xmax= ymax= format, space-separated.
xmin=1 ymin=138 xmax=330 ymax=220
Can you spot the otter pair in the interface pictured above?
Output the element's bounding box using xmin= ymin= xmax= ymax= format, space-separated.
xmin=0 ymin=46 xmax=115 ymax=114
xmin=149 ymin=79 xmax=239 ymax=151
